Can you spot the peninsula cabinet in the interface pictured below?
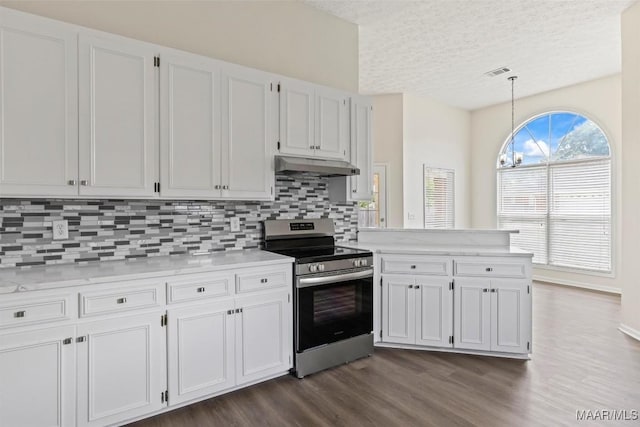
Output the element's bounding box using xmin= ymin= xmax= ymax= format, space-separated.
xmin=279 ymin=78 xmax=349 ymax=160
xmin=380 ymin=253 xmax=532 ymax=357
xmin=0 ymin=9 xmax=79 ymax=197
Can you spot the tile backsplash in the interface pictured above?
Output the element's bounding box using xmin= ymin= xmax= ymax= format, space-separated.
xmin=0 ymin=176 xmax=358 ymax=268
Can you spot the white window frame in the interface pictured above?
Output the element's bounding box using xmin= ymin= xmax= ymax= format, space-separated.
xmin=496 ymin=111 xmax=613 ymax=276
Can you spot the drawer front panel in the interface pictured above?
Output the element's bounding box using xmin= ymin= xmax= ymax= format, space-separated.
xmin=0 ymin=296 xmax=71 ymax=328
xmin=167 ymin=272 xmax=234 ymax=304
xmin=381 ymin=256 xmax=451 ymax=276
xmin=454 ymin=259 xmax=527 ymax=278
xmin=80 ymin=283 xmax=162 ymax=317
xmin=236 ymin=266 xmax=290 ymax=293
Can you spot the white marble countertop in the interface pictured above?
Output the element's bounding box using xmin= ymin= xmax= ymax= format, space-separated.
xmin=344 ymin=241 xmax=533 ymax=257
xmin=0 ymin=250 xmax=293 ymax=294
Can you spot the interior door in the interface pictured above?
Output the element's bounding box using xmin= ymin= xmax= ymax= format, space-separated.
xmin=160 ymin=51 xmax=222 ymax=199
xmin=0 ymin=9 xmax=78 ymax=197
xmin=415 ymin=277 xmax=453 ymax=348
xmin=76 ymin=312 xmax=165 ymax=427
xmin=382 ymin=275 xmax=415 ymax=344
xmin=316 ymin=87 xmax=348 ymax=160
xmin=235 ymin=290 xmax=291 ymax=386
xmin=490 ymin=279 xmax=531 ymax=353
xmin=221 ymin=64 xmax=274 ymax=200
xmin=167 ymin=300 xmax=235 ymax=405
xmin=279 ymin=78 xmax=315 ymax=157
xmin=0 ymin=326 xmax=76 ymax=427
xmin=454 ymin=278 xmax=491 ymax=351
xmin=78 ymin=33 xmax=157 ymax=197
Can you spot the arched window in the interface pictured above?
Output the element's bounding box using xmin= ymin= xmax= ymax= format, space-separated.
xmin=497 ymin=111 xmax=611 ymax=272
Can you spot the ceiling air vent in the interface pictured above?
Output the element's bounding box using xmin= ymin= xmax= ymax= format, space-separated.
xmin=484 ymin=67 xmax=511 ymax=77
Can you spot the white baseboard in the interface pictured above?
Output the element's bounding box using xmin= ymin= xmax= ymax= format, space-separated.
xmin=619 ymin=324 xmax=640 ymax=342
xmin=533 ymin=274 xmax=621 ymax=295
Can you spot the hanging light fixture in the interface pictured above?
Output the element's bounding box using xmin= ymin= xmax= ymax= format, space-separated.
xmin=507 ymin=75 xmax=522 ymax=167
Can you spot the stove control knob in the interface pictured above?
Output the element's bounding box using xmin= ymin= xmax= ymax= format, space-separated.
xmin=318 ymin=264 xmax=325 ymax=272
xmin=309 ymin=264 xmax=318 ymax=273
xmin=360 ymin=259 xmax=368 ymax=267
xmin=353 ymin=259 xmax=361 ymax=267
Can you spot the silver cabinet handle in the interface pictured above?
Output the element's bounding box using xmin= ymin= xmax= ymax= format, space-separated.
xmin=485 ymin=267 xmax=493 ymax=272
xmin=315 ymin=145 xmax=321 ymax=149
xmin=482 ymin=288 xmax=489 ymax=292
xmin=222 ymin=185 xmax=229 ymax=190
xmin=214 ymin=185 xmax=221 ymax=189
xmin=63 ymin=338 xmax=73 ymax=345
xmin=260 ymin=278 xmax=268 ymax=283
xmin=408 ymin=285 xmax=413 ymax=289
xmin=68 ymin=180 xmax=77 ymax=186
xmin=117 ymin=297 xmax=127 ymax=304
xmin=415 ymin=285 xmax=420 ymax=289
xmin=410 ymin=265 xmax=417 ymax=269
xmin=76 ymin=336 xmax=86 ymax=343
xmin=352 ymin=189 xmax=357 ymax=193
xmin=80 ymin=180 xmax=88 ymax=186
xmin=227 ymin=310 xmax=233 ymax=315
xmin=491 ymin=288 xmax=497 ymax=293
xmin=14 ymin=310 xmax=26 ymax=318
xmin=197 ymin=287 xmax=205 ymax=293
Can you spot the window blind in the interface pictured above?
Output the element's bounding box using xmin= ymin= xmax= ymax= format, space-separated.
xmin=424 ymin=167 xmax=454 ymax=229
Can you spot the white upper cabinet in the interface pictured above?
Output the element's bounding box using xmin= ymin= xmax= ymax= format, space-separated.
xmin=221 ymin=64 xmax=274 ymax=200
xmin=78 ymin=33 xmax=158 ymax=198
xmin=349 ymin=95 xmax=373 ymax=200
xmin=160 ymin=51 xmax=222 ymax=199
xmin=316 ymin=87 xmax=349 ymax=160
xmin=0 ymin=9 xmax=78 ymax=197
xmin=279 ymin=78 xmax=315 ymax=157
xmin=279 ymin=78 xmax=350 ymax=161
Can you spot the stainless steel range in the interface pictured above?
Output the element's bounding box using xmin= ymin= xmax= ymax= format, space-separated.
xmin=263 ymin=218 xmax=374 ymax=378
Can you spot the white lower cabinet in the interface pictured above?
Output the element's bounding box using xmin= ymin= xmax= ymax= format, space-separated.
xmin=453 ymin=277 xmax=531 ymax=354
xmin=0 ymin=325 xmax=76 ymax=427
xmin=167 ymin=299 xmax=235 ymax=405
xmin=76 ymin=311 xmax=166 ymax=427
xmin=381 ymin=254 xmax=532 ymax=356
xmin=235 ymin=290 xmax=290 ymax=385
xmin=382 ymin=275 xmax=452 ymax=347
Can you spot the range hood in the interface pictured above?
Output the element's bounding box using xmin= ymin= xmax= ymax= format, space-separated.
xmin=274 ymin=155 xmax=360 ymax=177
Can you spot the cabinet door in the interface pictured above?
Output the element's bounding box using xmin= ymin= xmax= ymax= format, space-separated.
xmin=78 ymin=33 xmax=157 ymax=197
xmin=415 ymin=278 xmax=453 ymax=348
xmin=349 ymin=95 xmax=373 ymax=201
xmin=160 ymin=52 xmax=222 ymax=198
xmin=235 ymin=290 xmax=291 ymax=386
xmin=76 ymin=312 xmax=165 ymax=427
xmin=453 ymin=278 xmax=491 ymax=351
xmin=490 ymin=279 xmax=531 ymax=354
xmin=167 ymin=300 xmax=235 ymax=405
xmin=0 ymin=10 xmax=78 ymax=197
xmin=221 ymin=64 xmax=274 ymax=200
xmin=381 ymin=275 xmax=415 ymax=344
xmin=0 ymin=326 xmax=75 ymax=427
xmin=316 ymin=87 xmax=348 ymax=160
xmin=279 ymin=78 xmax=315 ymax=157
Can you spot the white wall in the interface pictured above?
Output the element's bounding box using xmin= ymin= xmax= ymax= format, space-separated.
xmin=0 ymin=0 xmax=358 ymax=92
xmin=470 ymin=75 xmax=622 ymax=292
xmin=372 ymin=94 xmax=404 ymax=228
xmin=403 ymin=94 xmax=471 ymax=228
xmin=621 ymin=1 xmax=640 ymax=337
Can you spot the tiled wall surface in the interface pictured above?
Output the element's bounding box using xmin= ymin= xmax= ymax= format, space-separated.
xmin=0 ymin=176 xmax=358 ymax=268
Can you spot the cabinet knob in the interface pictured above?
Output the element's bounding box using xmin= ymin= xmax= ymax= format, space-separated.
xmin=482 ymin=288 xmax=489 ymax=293
xmin=214 ymin=185 xmax=221 ymax=189
xmin=415 ymin=285 xmax=420 ymax=289
xmin=491 ymin=288 xmax=497 ymax=293
xmin=68 ymin=179 xmax=77 ymax=186
xmin=410 ymin=265 xmax=416 ymax=269
xmin=310 ymin=145 xmax=315 ymax=149
xmin=117 ymin=297 xmax=127 ymax=304
xmin=485 ymin=267 xmax=493 ymax=272
xmin=222 ymin=185 xmax=229 ymax=190
xmin=408 ymin=285 xmax=413 ymax=289
xmin=197 ymin=287 xmax=205 ymax=293
xmin=80 ymin=180 xmax=88 ymax=186
xmin=260 ymin=278 xmax=268 ymax=283
xmin=14 ymin=310 xmax=26 ymax=318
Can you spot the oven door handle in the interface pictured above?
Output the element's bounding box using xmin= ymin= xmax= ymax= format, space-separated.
xmin=297 ymin=269 xmax=373 ymax=288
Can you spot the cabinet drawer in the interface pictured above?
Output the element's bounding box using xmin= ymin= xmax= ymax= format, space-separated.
xmin=454 ymin=259 xmax=528 ymax=278
xmin=79 ymin=282 xmax=163 ymax=317
xmin=0 ymin=295 xmax=72 ymax=328
xmin=236 ymin=266 xmax=290 ymax=294
xmin=381 ymin=256 xmax=451 ymax=276
xmin=167 ymin=272 xmax=234 ymax=304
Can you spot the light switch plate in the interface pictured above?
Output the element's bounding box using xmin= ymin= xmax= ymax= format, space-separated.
xmin=52 ymin=220 xmax=69 ymax=240
xmin=230 ymin=217 xmax=240 ymax=232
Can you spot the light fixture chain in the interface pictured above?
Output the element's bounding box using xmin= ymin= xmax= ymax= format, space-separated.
xmin=509 ymin=76 xmax=518 ymax=167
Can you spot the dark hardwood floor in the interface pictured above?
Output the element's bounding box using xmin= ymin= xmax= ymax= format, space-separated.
xmin=130 ymin=283 xmax=640 ymax=427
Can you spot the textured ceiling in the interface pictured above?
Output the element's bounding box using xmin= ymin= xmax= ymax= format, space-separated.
xmin=303 ymin=0 xmax=637 ymax=110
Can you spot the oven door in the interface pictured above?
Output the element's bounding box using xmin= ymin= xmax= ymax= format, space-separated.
xmin=296 ymin=269 xmax=373 ymax=352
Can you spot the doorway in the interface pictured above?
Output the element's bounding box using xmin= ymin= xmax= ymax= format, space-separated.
xmin=358 ymin=164 xmax=388 ymax=228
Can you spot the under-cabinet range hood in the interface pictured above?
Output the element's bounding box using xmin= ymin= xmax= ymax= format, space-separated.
xmin=274 ymin=155 xmax=360 ymax=177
